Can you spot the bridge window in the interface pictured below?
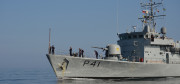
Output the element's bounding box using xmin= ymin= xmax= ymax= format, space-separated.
xmin=139 ymin=35 xmax=143 ymax=38
xmin=133 ymin=35 xmax=137 ymax=38
xmin=128 ymin=35 xmax=131 ymax=39
xmin=120 ymin=36 xmax=123 ymax=40
xmin=124 ymin=36 xmax=127 ymax=39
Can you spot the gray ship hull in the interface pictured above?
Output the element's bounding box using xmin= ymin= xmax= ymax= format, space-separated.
xmin=46 ymin=54 xmax=180 ymax=79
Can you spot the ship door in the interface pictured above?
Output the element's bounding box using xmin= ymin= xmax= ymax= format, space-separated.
xmin=166 ymin=53 xmax=169 ymax=64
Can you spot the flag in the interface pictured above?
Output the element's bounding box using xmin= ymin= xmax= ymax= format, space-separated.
xmin=163 ymin=8 xmax=166 ymax=11
xmin=157 ymin=9 xmax=159 ymax=12
xmin=142 ymin=10 xmax=148 ymax=14
xmin=142 ymin=10 xmax=146 ymax=13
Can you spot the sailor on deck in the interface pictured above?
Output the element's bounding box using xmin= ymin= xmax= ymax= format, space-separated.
xmin=51 ymin=45 xmax=55 ymax=54
xmin=81 ymin=49 xmax=84 ymax=57
xmin=69 ymin=47 xmax=73 ymax=56
xmin=94 ymin=50 xmax=98 ymax=59
xmin=79 ymin=48 xmax=82 ymax=57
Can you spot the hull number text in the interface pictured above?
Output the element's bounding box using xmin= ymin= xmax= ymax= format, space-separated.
xmin=83 ymin=60 xmax=100 ymax=67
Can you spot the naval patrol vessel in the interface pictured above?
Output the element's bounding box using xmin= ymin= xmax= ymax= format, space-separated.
xmin=46 ymin=0 xmax=180 ymax=79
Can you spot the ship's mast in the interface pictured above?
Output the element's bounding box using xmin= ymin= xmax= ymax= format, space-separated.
xmin=139 ymin=0 xmax=166 ymax=32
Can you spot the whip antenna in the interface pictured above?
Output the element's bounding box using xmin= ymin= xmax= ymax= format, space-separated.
xmin=48 ymin=28 xmax=51 ymax=54
xmin=116 ymin=0 xmax=119 ymax=33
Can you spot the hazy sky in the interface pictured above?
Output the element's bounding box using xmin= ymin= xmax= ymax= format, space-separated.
xmin=0 ymin=0 xmax=180 ymax=69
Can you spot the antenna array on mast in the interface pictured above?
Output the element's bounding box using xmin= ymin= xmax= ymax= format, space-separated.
xmin=139 ymin=0 xmax=166 ymax=32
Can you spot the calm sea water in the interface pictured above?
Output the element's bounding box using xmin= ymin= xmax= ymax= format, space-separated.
xmin=1 ymin=68 xmax=180 ymax=84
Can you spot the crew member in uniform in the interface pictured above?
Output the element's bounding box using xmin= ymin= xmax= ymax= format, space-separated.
xmin=79 ymin=48 xmax=81 ymax=57
xmin=51 ymin=45 xmax=55 ymax=54
xmin=81 ymin=49 xmax=84 ymax=57
xmin=94 ymin=50 xmax=98 ymax=59
xmin=69 ymin=47 xmax=72 ymax=56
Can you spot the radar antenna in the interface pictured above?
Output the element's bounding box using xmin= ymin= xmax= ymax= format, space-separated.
xmin=132 ymin=26 xmax=137 ymax=32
